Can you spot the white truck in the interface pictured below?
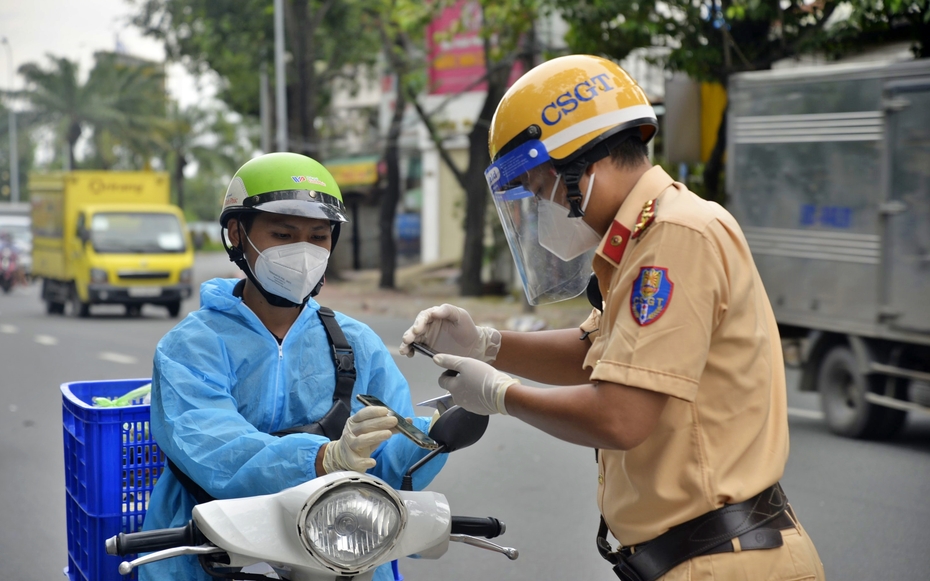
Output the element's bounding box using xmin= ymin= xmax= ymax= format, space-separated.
xmin=726 ymin=58 xmax=930 ymax=439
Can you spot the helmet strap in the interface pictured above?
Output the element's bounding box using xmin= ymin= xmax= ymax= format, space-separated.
xmin=562 ymin=159 xmax=588 ymax=218
xmin=559 ymin=136 xmax=621 ymax=218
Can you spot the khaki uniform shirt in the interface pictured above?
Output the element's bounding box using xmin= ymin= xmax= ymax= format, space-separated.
xmin=581 ymin=166 xmax=789 ymax=546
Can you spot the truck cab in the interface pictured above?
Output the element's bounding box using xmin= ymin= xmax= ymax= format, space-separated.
xmin=30 ymin=171 xmax=194 ymax=318
xmin=69 ymin=204 xmax=194 ymax=317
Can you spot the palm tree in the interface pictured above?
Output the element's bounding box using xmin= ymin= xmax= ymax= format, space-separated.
xmin=16 ymin=53 xmax=167 ymax=169
xmin=84 ymin=53 xmax=168 ymax=169
xmin=17 ymin=57 xmax=83 ymax=169
xmin=160 ymin=103 xmax=249 ymax=210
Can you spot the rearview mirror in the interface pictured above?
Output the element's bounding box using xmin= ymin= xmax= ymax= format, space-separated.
xmin=428 ymin=405 xmax=489 ymax=452
xmin=401 ymin=405 xmax=489 ymax=491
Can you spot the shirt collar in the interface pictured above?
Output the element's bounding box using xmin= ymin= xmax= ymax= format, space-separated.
xmin=594 ymin=165 xmax=675 ymax=268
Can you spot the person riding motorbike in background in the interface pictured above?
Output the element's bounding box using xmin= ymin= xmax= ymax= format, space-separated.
xmin=0 ymin=232 xmax=22 ymax=293
xmin=400 ymin=55 xmax=825 ymax=581
xmin=142 ymin=152 xmax=446 ymax=581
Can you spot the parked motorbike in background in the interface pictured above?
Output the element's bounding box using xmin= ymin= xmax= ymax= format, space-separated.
xmin=106 ymin=406 xmax=517 ymax=581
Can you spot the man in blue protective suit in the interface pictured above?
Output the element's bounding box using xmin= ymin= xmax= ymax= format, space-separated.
xmin=141 ymin=152 xmax=446 ymax=581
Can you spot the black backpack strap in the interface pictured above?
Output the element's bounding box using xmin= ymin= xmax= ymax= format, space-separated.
xmin=317 ymin=306 xmax=357 ymax=428
xmin=167 ymin=457 xmax=216 ymax=504
xmin=169 ymin=306 xmax=359 ymax=504
xmin=273 ymin=307 xmax=356 ymax=440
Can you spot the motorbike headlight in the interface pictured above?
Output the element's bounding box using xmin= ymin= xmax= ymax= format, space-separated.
xmin=90 ymin=268 xmax=108 ymax=283
xmin=298 ymin=481 xmax=403 ymax=573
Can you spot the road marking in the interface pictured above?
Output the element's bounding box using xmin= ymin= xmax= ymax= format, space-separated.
xmin=98 ymin=352 xmax=139 ymax=365
xmin=787 ymin=407 xmax=824 ymax=420
xmin=0 ymin=324 xmax=18 ymax=334
xmin=34 ymin=334 xmax=58 ymax=345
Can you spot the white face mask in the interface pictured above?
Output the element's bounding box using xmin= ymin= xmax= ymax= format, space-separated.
xmin=246 ymin=235 xmax=330 ymax=304
xmin=537 ymin=173 xmax=602 ymax=261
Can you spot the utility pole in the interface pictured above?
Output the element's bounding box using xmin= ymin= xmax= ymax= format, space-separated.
xmin=273 ymin=0 xmax=288 ymax=152
xmin=2 ymin=37 xmax=19 ymax=203
xmin=259 ymin=62 xmax=272 ymax=153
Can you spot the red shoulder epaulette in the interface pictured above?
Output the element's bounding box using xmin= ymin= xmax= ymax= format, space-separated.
xmin=602 ymin=220 xmax=631 ymax=264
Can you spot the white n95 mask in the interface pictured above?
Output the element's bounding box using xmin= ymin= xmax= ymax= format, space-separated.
xmin=246 ymin=236 xmax=329 ymax=304
xmin=537 ymin=173 xmax=601 ymax=261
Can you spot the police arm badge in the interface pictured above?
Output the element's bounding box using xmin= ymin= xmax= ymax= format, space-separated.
xmin=630 ymin=266 xmax=674 ymax=326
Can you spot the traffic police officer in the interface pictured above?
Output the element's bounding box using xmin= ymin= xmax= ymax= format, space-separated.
xmin=400 ymin=55 xmax=826 ymax=581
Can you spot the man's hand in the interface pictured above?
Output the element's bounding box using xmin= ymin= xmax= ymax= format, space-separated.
xmin=322 ymin=406 xmax=398 ymax=474
xmin=399 ymin=304 xmax=501 ymax=363
xmin=433 ymin=354 xmax=518 ymax=416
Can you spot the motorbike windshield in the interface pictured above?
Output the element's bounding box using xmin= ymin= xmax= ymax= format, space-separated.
xmin=90 ymin=213 xmax=187 ymax=254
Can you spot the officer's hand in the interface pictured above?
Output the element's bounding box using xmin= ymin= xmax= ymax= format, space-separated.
xmin=399 ymin=303 xmax=501 ymax=363
xmin=433 ymin=354 xmax=517 ymax=416
xmin=322 ymin=406 xmax=398 ymax=474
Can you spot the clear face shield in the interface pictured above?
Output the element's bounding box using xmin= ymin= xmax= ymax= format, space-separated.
xmin=485 ymin=140 xmax=598 ymax=306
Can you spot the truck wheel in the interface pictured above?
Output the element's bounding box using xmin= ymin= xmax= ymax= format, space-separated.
xmin=166 ymin=301 xmax=181 ymax=318
xmin=46 ymin=301 xmax=65 ymax=315
xmin=69 ymin=289 xmax=90 ymax=318
xmin=818 ymin=345 xmax=906 ymax=439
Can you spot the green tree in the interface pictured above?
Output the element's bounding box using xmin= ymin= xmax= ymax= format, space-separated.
xmin=84 ymin=53 xmax=169 ymax=169
xmin=382 ymin=0 xmax=544 ymax=296
xmin=824 ymin=0 xmax=929 ymax=58
xmin=160 ymin=102 xmax=255 ymax=212
xmin=17 ymin=53 xmax=167 ymax=170
xmin=557 ymin=0 xmax=928 ymax=200
xmin=557 ymin=0 xmax=847 ymax=200
xmin=374 ymin=27 xmax=407 ymax=290
xmin=132 ymin=0 xmax=382 ymax=157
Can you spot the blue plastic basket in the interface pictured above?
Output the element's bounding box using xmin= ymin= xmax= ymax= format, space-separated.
xmin=61 ymin=378 xmax=165 ymax=581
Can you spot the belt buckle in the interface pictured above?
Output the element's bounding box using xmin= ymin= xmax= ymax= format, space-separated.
xmin=613 ymin=559 xmax=645 ymax=581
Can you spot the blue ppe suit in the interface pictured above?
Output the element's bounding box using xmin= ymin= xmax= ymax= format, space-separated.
xmin=141 ymin=278 xmax=446 ymax=581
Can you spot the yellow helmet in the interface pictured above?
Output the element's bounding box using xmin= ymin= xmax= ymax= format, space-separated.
xmin=489 ymin=54 xmax=657 ymax=164
xmin=484 ymin=55 xmax=658 ymax=305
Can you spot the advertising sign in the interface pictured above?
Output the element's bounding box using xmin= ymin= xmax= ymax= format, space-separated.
xmin=426 ymin=0 xmax=524 ymax=95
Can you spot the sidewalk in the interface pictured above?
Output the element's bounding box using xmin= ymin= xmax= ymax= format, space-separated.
xmin=315 ymin=261 xmax=595 ymax=332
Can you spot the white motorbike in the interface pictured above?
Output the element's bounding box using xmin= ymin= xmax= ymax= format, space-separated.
xmin=105 ymin=406 xmax=518 ymax=580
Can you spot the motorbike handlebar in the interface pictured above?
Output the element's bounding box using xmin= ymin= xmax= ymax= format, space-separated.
xmin=450 ymin=516 xmax=506 ymax=539
xmin=106 ymin=522 xmax=204 ymax=556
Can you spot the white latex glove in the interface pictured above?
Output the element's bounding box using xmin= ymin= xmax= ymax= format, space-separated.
xmin=433 ymin=353 xmax=518 ymax=416
xmin=322 ymin=406 xmax=398 ymax=474
xmin=399 ymin=303 xmax=501 ymax=363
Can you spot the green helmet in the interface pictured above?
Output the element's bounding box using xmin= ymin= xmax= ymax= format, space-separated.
xmin=219 ymin=152 xmax=348 ymax=227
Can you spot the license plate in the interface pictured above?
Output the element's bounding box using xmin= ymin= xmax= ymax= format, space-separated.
xmin=128 ymin=286 xmax=162 ymax=297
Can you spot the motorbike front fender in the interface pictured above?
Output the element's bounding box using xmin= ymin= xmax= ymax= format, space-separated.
xmin=193 ymin=472 xmax=452 ymax=579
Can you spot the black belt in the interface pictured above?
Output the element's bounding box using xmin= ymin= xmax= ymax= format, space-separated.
xmin=597 ymin=483 xmax=796 ymax=581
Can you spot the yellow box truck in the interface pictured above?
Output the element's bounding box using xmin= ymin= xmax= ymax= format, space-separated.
xmin=30 ymin=171 xmax=194 ymax=317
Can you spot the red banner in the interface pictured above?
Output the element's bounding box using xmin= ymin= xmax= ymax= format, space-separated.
xmin=426 ymin=1 xmax=523 ymax=95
